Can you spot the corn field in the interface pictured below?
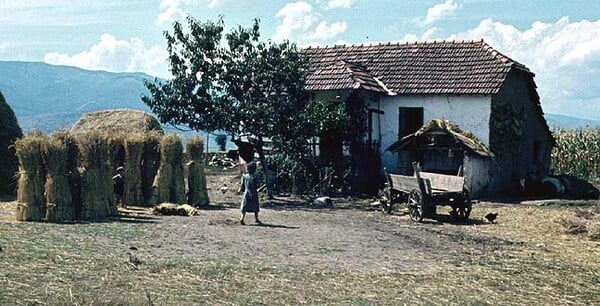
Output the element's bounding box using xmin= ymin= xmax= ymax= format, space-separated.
xmin=551 ymin=127 xmax=600 ymax=183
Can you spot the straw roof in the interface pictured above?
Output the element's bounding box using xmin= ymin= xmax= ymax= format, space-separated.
xmin=70 ymin=109 xmax=163 ymax=135
xmin=0 ymin=90 xmax=23 ymax=194
xmin=386 ymin=119 xmax=494 ymax=157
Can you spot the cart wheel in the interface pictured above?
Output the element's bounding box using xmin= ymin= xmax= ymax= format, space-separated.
xmin=408 ymin=189 xmax=423 ymax=222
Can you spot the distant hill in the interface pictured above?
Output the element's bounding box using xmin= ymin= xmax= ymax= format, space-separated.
xmin=0 ymin=61 xmax=155 ymax=132
xmin=544 ymin=113 xmax=600 ymax=130
xmin=0 ymin=61 xmax=233 ymax=151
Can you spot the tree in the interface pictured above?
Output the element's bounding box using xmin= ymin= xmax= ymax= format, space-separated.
xmin=143 ymin=16 xmax=310 ymax=197
xmin=214 ymin=134 xmax=227 ymax=151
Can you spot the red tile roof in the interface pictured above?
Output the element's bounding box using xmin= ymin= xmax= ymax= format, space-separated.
xmin=301 ymin=40 xmax=533 ymax=95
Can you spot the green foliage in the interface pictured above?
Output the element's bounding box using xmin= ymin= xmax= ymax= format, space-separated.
xmin=143 ymin=16 xmax=309 ymax=146
xmin=214 ymin=134 xmax=227 ymax=151
xmin=551 ymin=128 xmax=600 ymax=183
xmin=0 ymin=90 xmax=23 ymax=195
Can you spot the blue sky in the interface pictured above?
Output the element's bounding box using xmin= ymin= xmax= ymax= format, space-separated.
xmin=1 ymin=0 xmax=599 ymax=119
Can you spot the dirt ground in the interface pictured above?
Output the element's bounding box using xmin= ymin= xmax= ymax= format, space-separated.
xmin=1 ymin=170 xmax=599 ymax=304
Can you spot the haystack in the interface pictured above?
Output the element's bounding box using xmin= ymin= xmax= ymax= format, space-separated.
xmin=186 ymin=137 xmax=210 ymax=207
xmin=15 ymin=133 xmax=46 ymax=221
xmin=151 ymin=134 xmax=185 ymax=204
xmin=141 ymin=132 xmax=161 ymax=206
xmin=0 ymin=90 xmax=23 ymax=195
xmin=70 ymin=109 xmax=164 ymax=135
xmin=123 ymin=135 xmax=145 ymax=205
xmin=77 ymin=133 xmax=116 ymax=219
xmin=42 ymin=135 xmax=74 ymax=222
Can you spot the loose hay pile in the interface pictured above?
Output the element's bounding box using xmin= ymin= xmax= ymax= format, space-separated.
xmin=15 ymin=133 xmax=46 ymax=221
xmin=151 ymin=134 xmax=185 ymax=205
xmin=43 ymin=135 xmax=74 ymax=222
xmin=152 ymin=203 xmax=198 ymax=216
xmin=186 ymin=137 xmax=210 ymax=207
xmin=556 ymin=205 xmax=600 ymax=241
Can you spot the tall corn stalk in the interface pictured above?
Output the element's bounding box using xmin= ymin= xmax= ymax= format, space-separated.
xmin=551 ymin=127 xmax=600 ymax=183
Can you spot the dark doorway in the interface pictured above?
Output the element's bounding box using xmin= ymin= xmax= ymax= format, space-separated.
xmin=398 ymin=107 xmax=424 ymax=139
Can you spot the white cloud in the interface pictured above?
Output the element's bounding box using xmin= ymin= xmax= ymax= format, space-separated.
xmin=310 ymin=21 xmax=348 ymax=40
xmin=157 ymin=0 xmax=183 ymax=25
xmin=326 ymin=0 xmax=355 ymax=9
xmin=274 ymin=1 xmax=316 ymax=41
xmin=274 ymin=1 xmax=348 ymax=43
xmin=44 ymin=34 xmax=169 ymax=78
xmin=447 ymin=17 xmax=600 ymax=119
xmin=0 ymin=42 xmax=10 ymax=54
xmin=425 ymin=0 xmax=459 ymax=25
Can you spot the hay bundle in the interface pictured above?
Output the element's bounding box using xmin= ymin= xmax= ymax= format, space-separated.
xmin=186 ymin=137 xmax=210 ymax=207
xmin=15 ymin=133 xmax=47 ymax=221
xmin=141 ymin=132 xmax=161 ymax=206
xmin=42 ymin=135 xmax=74 ymax=222
xmin=123 ymin=135 xmax=145 ymax=205
xmin=77 ymin=133 xmax=116 ymax=219
xmin=151 ymin=134 xmax=185 ymax=204
xmin=107 ymin=134 xmax=125 ymax=169
xmin=152 ymin=203 xmax=198 ymax=216
xmin=53 ymin=132 xmax=82 ymax=218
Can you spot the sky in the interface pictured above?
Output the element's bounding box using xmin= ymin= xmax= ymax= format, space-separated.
xmin=0 ymin=0 xmax=599 ymax=120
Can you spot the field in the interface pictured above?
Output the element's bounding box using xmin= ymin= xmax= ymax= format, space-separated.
xmin=1 ymin=170 xmax=599 ymax=305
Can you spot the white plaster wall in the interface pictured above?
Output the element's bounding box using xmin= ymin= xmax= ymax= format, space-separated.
xmin=370 ymin=94 xmax=492 ymax=173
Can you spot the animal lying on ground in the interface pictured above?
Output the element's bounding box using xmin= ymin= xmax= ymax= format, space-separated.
xmin=485 ymin=212 xmax=498 ymax=223
xmin=152 ymin=203 xmax=198 ymax=216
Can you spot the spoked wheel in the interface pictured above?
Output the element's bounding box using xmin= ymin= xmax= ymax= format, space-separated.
xmin=408 ymin=189 xmax=424 ymax=222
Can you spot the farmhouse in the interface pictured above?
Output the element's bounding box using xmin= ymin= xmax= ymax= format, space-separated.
xmin=302 ymin=40 xmax=553 ymax=197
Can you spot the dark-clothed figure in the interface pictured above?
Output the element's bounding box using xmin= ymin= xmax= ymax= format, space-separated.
xmin=112 ymin=166 xmax=125 ymax=207
xmin=239 ymin=162 xmax=260 ymax=225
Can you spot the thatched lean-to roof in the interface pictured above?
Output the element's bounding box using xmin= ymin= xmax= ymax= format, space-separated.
xmin=70 ymin=109 xmax=163 ymax=135
xmin=0 ymin=90 xmax=23 ymax=195
xmin=387 ymin=119 xmax=494 ymax=157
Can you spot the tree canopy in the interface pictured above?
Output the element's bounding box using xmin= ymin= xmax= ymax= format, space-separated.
xmin=143 ymin=17 xmax=310 ymax=151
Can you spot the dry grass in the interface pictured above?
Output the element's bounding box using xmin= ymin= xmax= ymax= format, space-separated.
xmin=71 ymin=109 xmax=163 ymax=135
xmin=1 ymin=199 xmax=599 ymax=305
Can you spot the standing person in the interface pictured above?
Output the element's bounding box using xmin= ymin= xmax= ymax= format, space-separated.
xmin=239 ymin=162 xmax=261 ymax=225
xmin=112 ymin=166 xmax=125 ymax=208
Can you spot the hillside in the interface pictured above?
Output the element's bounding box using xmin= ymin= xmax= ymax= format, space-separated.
xmin=545 ymin=113 xmax=600 ymax=129
xmin=0 ymin=61 xmax=154 ymax=132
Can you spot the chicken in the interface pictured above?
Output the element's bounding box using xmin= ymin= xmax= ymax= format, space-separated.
xmin=485 ymin=212 xmax=498 ymax=223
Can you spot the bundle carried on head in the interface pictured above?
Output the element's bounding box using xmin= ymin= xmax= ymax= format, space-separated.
xmin=151 ymin=134 xmax=185 ymax=204
xmin=186 ymin=136 xmax=210 ymax=207
xmin=15 ymin=132 xmax=47 ymax=221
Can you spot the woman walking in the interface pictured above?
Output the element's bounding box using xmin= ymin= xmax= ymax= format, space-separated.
xmin=240 ymin=162 xmax=261 ymax=225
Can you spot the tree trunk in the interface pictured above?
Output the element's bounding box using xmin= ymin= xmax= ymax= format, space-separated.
xmin=254 ymin=137 xmax=275 ymax=199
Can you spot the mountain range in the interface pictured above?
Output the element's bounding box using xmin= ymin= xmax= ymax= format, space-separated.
xmin=0 ymin=60 xmax=598 ymax=135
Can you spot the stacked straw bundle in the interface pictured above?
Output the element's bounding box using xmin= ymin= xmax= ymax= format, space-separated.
xmin=77 ymin=133 xmax=116 ymax=219
xmin=141 ymin=132 xmax=161 ymax=206
xmin=123 ymin=134 xmax=145 ymax=205
xmin=53 ymin=132 xmax=82 ymax=218
xmin=42 ymin=135 xmax=74 ymax=222
xmin=15 ymin=133 xmax=47 ymax=221
xmin=186 ymin=136 xmax=210 ymax=207
xmin=107 ymin=134 xmax=126 ymax=169
xmin=151 ymin=134 xmax=185 ymax=204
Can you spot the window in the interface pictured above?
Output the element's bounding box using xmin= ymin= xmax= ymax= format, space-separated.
xmin=398 ymin=107 xmax=423 ymax=139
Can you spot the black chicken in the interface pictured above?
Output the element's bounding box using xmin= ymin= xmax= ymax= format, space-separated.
xmin=485 ymin=212 xmax=498 ymax=223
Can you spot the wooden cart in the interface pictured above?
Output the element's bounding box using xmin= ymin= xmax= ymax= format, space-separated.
xmin=380 ymin=162 xmax=472 ymax=222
